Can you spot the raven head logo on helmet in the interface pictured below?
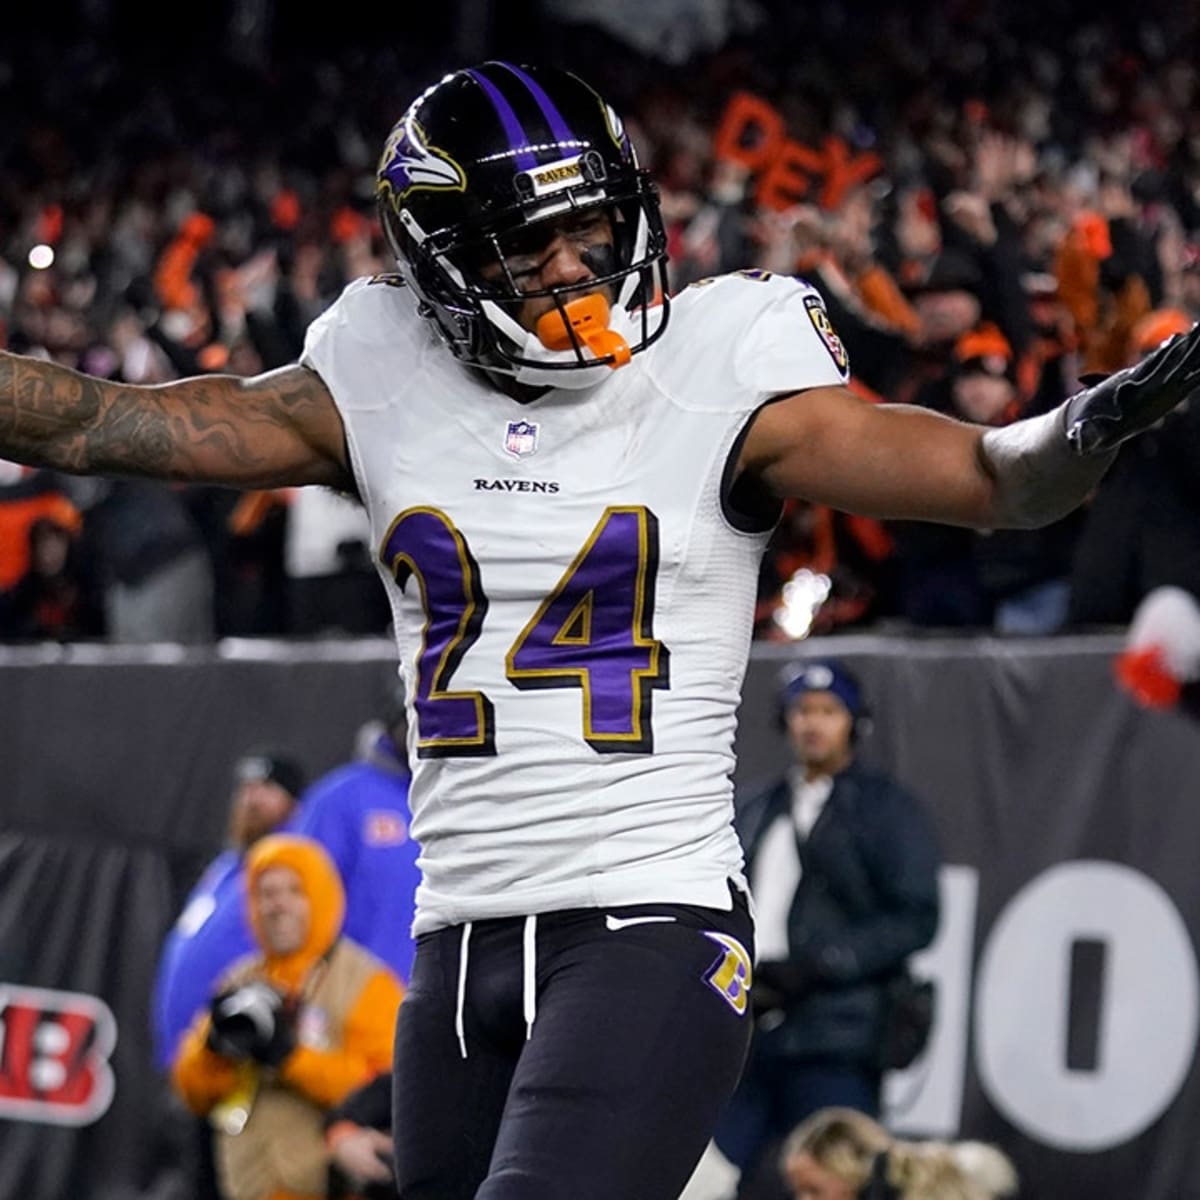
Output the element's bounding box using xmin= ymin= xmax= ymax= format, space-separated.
xmin=378 ymin=120 xmax=468 ymax=202
xmin=376 ymin=62 xmax=671 ymax=389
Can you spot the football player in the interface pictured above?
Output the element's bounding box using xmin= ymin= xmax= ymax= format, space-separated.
xmin=4 ymin=62 xmax=1200 ymax=1200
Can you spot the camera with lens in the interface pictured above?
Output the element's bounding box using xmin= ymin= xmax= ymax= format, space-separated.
xmin=206 ymin=980 xmax=296 ymax=1065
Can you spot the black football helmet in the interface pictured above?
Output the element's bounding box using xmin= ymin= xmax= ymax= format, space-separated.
xmin=376 ymin=62 xmax=670 ymax=381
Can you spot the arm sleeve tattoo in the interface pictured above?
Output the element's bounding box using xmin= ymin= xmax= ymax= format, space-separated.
xmin=0 ymin=354 xmax=351 ymax=489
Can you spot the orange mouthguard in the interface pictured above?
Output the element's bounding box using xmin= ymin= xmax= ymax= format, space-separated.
xmin=535 ymin=294 xmax=632 ymax=368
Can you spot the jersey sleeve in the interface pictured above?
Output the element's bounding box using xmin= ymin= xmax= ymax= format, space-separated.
xmin=297 ymin=275 xmax=417 ymax=511
xmin=299 ymin=277 xmax=371 ymax=385
xmin=732 ymin=274 xmax=851 ymax=397
xmin=299 ymin=275 xmax=420 ymax=405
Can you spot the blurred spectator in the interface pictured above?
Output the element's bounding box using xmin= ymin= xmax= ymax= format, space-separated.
xmin=1020 ymin=271 xmax=1083 ymax=419
xmin=714 ymin=662 xmax=940 ymax=1199
xmin=153 ymin=749 xmax=308 ymax=1069
xmin=171 ymin=835 xmax=403 ymax=1200
xmin=194 ymin=484 xmax=290 ymax=637
xmin=889 ymin=323 xmax=1083 ymax=632
xmin=324 ymin=1071 xmax=394 ymax=1200
xmin=88 ymin=479 xmax=216 ymax=643
xmin=285 ymin=486 xmax=391 ymax=636
xmin=780 ymin=1107 xmax=1018 ymax=1200
xmin=1068 ymin=307 xmax=1200 ymax=626
xmin=0 ymin=462 xmax=83 ymax=598
xmin=907 ymin=251 xmax=987 ymax=358
xmin=1056 ymin=190 xmax=1158 ymax=376
xmin=0 ymin=514 xmax=102 ymax=640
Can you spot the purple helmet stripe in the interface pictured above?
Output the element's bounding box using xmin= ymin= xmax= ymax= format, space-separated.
xmin=465 ymin=69 xmax=537 ymax=170
xmin=494 ymin=62 xmax=577 ymax=146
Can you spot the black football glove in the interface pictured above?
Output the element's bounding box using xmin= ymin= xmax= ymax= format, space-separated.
xmin=1064 ymin=322 xmax=1200 ymax=455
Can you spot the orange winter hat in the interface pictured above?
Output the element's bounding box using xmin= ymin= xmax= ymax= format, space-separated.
xmin=245 ymin=834 xmax=346 ymax=986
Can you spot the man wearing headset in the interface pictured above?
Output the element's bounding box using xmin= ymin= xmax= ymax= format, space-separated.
xmin=714 ymin=660 xmax=941 ymax=1196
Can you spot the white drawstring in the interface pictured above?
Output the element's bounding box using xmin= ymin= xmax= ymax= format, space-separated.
xmin=522 ymin=914 xmax=538 ymax=1041
xmin=455 ymin=916 xmax=536 ymax=1054
xmin=455 ymin=921 xmax=473 ymax=1060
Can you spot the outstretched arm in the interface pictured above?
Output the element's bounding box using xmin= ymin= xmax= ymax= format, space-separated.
xmin=741 ymin=389 xmax=1005 ymax=527
xmin=740 ymin=323 xmax=1200 ymax=530
xmin=0 ymin=352 xmax=353 ymax=491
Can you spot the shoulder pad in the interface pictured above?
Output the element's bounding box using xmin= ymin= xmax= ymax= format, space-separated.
xmin=650 ymin=271 xmax=850 ymax=406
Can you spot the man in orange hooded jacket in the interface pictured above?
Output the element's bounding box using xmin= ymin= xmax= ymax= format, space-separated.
xmin=172 ymin=834 xmax=403 ymax=1200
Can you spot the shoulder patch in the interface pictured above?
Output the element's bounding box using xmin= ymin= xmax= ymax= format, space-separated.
xmin=803 ymin=293 xmax=849 ymax=376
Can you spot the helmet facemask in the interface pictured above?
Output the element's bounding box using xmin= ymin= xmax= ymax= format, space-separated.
xmin=387 ymin=183 xmax=669 ymax=386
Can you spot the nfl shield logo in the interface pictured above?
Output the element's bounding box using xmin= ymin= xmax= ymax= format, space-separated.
xmin=504 ymin=420 xmax=540 ymax=458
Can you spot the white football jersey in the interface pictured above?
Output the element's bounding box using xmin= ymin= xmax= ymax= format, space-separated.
xmin=302 ymin=270 xmax=850 ymax=933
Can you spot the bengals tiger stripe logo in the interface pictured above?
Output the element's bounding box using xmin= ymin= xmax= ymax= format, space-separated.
xmin=0 ymin=983 xmax=117 ymax=1126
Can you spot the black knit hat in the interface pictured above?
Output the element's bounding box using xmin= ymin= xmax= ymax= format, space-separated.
xmin=233 ymin=749 xmax=307 ymax=800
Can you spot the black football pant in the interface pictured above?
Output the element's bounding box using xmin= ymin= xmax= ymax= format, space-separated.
xmin=391 ymin=887 xmax=755 ymax=1200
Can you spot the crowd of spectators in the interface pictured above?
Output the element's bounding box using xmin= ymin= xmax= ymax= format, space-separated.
xmin=2 ymin=2 xmax=1199 ymax=643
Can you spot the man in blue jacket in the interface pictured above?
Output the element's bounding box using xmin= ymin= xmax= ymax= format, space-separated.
xmin=713 ymin=659 xmax=941 ymax=1191
xmin=288 ymin=705 xmax=419 ymax=987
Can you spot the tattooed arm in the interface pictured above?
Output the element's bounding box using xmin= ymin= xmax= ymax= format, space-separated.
xmin=0 ymin=352 xmax=353 ymax=490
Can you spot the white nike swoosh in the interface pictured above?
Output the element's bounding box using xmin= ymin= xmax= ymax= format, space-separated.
xmin=604 ymin=914 xmax=678 ymax=931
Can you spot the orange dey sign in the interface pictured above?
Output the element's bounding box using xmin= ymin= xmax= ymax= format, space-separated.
xmin=713 ymin=91 xmax=882 ymax=212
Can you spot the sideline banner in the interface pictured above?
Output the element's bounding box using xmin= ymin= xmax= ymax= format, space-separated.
xmin=3 ymin=636 xmax=1200 ymax=1197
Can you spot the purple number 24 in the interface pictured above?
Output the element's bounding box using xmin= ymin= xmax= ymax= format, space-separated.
xmin=380 ymin=505 xmax=670 ymax=757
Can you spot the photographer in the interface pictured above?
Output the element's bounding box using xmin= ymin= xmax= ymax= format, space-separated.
xmin=154 ymin=749 xmax=307 ymax=1071
xmin=171 ymin=835 xmax=403 ymax=1200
